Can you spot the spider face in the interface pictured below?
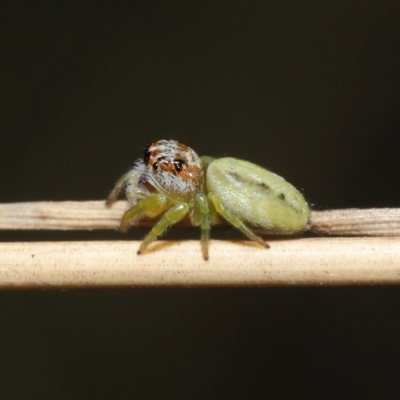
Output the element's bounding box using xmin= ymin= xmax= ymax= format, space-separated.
xmin=140 ymin=140 xmax=204 ymax=201
xmin=106 ymin=140 xmax=310 ymax=260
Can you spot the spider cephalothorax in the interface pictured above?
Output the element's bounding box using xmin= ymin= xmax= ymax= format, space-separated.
xmin=139 ymin=140 xmax=204 ymax=201
xmin=106 ymin=139 xmax=310 ymax=260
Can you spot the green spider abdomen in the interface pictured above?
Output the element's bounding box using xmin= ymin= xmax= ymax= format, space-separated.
xmin=206 ymin=158 xmax=310 ymax=234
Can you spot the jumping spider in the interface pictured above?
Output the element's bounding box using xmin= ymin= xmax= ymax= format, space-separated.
xmin=106 ymin=140 xmax=310 ymax=260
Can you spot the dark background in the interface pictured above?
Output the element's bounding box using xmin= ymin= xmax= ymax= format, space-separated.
xmin=1 ymin=2 xmax=400 ymax=398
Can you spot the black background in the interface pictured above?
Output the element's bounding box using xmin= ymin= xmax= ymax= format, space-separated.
xmin=1 ymin=2 xmax=400 ymax=398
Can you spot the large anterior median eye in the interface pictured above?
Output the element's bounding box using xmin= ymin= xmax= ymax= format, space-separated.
xmin=173 ymin=159 xmax=185 ymax=172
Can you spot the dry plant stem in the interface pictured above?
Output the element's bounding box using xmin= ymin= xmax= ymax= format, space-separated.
xmin=310 ymin=208 xmax=400 ymax=236
xmin=1 ymin=201 xmax=400 ymax=235
xmin=1 ymin=238 xmax=400 ymax=288
xmin=1 ymin=201 xmax=400 ymax=288
xmin=0 ymin=201 xmax=127 ymax=230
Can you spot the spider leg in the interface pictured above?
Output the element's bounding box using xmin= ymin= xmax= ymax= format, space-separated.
xmin=193 ymin=193 xmax=210 ymax=260
xmin=120 ymin=194 xmax=170 ymax=232
xmin=106 ymin=169 xmax=140 ymax=206
xmin=137 ymin=202 xmax=190 ymax=255
xmin=200 ymin=155 xmax=216 ymax=173
xmin=208 ymin=192 xmax=270 ymax=249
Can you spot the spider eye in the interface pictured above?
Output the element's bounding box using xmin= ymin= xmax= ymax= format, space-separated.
xmin=152 ymin=162 xmax=158 ymax=171
xmin=173 ymin=159 xmax=185 ymax=172
xmin=143 ymin=144 xmax=151 ymax=165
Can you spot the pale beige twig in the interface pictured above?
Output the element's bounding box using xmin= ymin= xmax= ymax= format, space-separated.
xmin=1 ymin=201 xmax=400 ymax=288
xmin=310 ymin=208 xmax=400 ymax=236
xmin=1 ymin=200 xmax=400 ymax=236
xmin=1 ymin=238 xmax=400 ymax=288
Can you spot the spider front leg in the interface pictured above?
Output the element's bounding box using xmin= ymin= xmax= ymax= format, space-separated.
xmin=137 ymin=202 xmax=190 ymax=255
xmin=120 ymin=193 xmax=171 ymax=232
xmin=106 ymin=169 xmax=141 ymax=206
xmin=208 ymin=192 xmax=270 ymax=249
xmin=192 ymin=193 xmax=211 ymax=260
xmin=120 ymin=193 xmax=190 ymax=254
